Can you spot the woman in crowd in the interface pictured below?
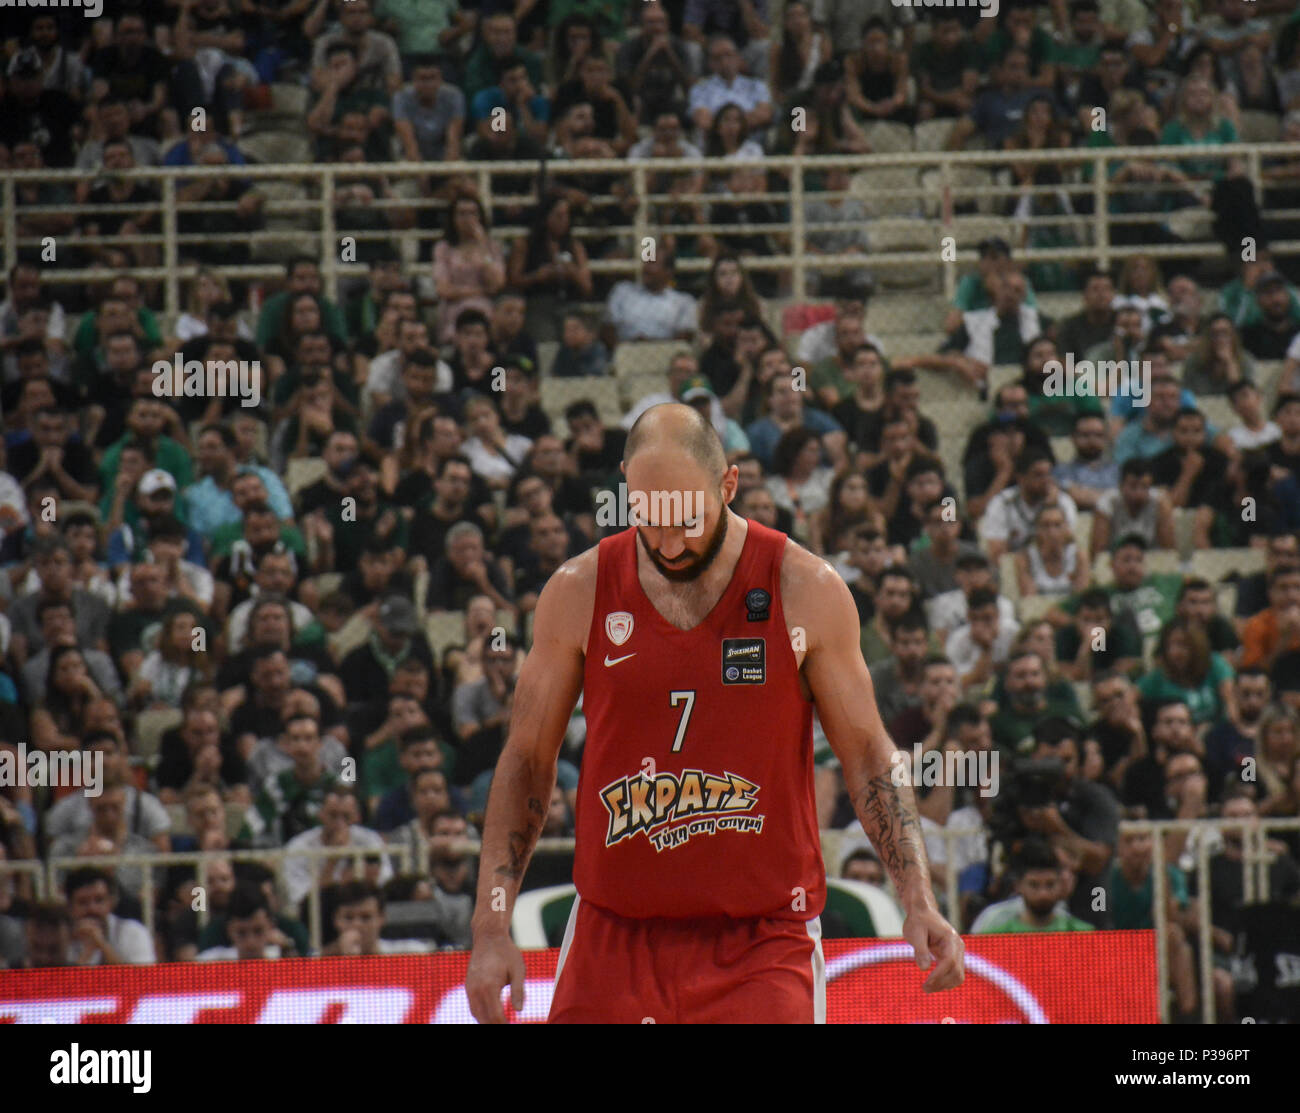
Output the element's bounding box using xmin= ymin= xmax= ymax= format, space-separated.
xmin=507 ymin=194 xmax=593 ymax=343
xmin=697 ymin=253 xmax=765 ymax=337
xmin=1113 ymin=254 xmax=1170 ymax=337
xmin=130 ymin=609 xmax=212 ymax=710
xmin=768 ymin=0 xmax=829 ymax=104
xmin=1138 ymin=618 xmax=1237 ymax=726
xmin=845 ymin=18 xmax=911 ymax=125
xmin=433 ymin=194 xmax=506 ymax=344
xmin=1016 ymin=503 xmax=1089 ymax=597
xmin=766 ymin=427 xmax=833 ymax=549
xmin=1182 ymin=313 xmax=1256 ymax=395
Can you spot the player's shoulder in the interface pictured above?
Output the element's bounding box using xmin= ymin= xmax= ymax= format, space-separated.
xmin=532 ymin=544 xmax=600 ymax=643
xmin=778 ymin=535 xmax=854 ymax=605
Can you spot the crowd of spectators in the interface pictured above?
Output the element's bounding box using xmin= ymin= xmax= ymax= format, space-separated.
xmin=2 ymin=0 xmax=1300 ymax=1021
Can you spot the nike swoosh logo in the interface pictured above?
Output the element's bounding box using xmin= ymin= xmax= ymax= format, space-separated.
xmin=604 ymin=653 xmax=636 ymax=667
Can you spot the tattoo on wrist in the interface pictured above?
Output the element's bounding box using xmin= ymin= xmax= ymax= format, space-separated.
xmin=496 ymin=795 xmax=546 ymax=880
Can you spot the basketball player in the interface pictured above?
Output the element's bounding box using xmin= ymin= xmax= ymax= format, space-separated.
xmin=466 ymin=404 xmax=963 ymax=1023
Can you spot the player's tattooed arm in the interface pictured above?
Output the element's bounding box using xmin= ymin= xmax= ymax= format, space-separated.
xmin=498 ymin=794 xmax=547 ymax=881
xmin=470 ymin=554 xmax=590 ymax=940
xmin=786 ymin=542 xmax=939 ymax=912
xmin=856 ymin=771 xmax=932 ymax=901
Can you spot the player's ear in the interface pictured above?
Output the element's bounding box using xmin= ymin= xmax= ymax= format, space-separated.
xmin=720 ymin=464 xmax=740 ymax=505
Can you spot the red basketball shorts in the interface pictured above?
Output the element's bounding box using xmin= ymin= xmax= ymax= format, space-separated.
xmin=547 ymin=895 xmax=826 ymax=1023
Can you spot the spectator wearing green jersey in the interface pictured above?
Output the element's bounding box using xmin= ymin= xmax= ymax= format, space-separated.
xmin=942 ymin=236 xmax=1038 ymax=336
xmin=976 ymin=837 xmax=1095 ymax=933
xmin=242 ymin=713 xmax=339 ymax=846
xmin=1138 ymin=618 xmax=1237 ymax=726
xmin=1051 ymin=534 xmax=1184 ymax=642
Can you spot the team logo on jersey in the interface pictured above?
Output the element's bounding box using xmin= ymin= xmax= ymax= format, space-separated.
xmin=600 ymin=769 xmax=765 ymax=852
xmin=605 ymin=611 xmax=634 ymax=647
xmin=722 ymin=637 xmax=765 ymax=684
xmin=745 ymin=588 xmax=770 ymax=621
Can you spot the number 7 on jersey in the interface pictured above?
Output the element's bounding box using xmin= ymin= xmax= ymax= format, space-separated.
xmin=669 ymin=690 xmax=695 ymax=753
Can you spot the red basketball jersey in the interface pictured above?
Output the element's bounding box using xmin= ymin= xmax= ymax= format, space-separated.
xmin=572 ymin=520 xmax=826 ymax=920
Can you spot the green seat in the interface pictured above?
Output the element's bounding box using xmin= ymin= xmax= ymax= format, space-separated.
xmin=541 ymin=892 xmax=578 ymax=947
xmin=822 ymin=884 xmax=877 ymax=938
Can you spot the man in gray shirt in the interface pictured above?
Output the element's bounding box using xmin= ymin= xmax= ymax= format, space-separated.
xmin=392 ymin=56 xmax=465 ymax=162
xmin=908 ymin=497 xmax=985 ymax=600
xmin=450 ymin=637 xmax=519 ymax=786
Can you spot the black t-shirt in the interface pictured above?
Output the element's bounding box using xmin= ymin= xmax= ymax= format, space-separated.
xmin=215 ymin=642 xmax=337 ymax=691
xmin=426 ymin=557 xmax=512 ymax=612
xmin=0 ymin=90 xmax=81 ymax=166
xmin=1122 ymin=754 xmax=1171 ymax=819
xmin=499 ymin=403 xmax=552 ymax=442
xmin=408 ymin=505 xmax=480 ymax=566
xmin=339 ymin=568 xmax=415 ymax=608
xmin=155 ymin=727 xmax=248 ymax=790
xmin=229 ymin=682 xmax=343 ymax=740
xmin=296 ymin=476 xmax=347 ymax=518
xmin=1087 ymin=717 xmax=1140 ymax=773
xmin=568 ymin=427 xmax=626 ymax=482
xmin=1268 ymin=439 xmax=1300 ymax=479
xmin=700 ymin=340 xmax=740 ymax=399
xmin=6 ymin=437 xmax=98 ymax=490
xmin=835 ymin=402 xmax=939 ymax=457
xmin=545 ymin=474 xmax=595 ymax=518
xmin=1239 ymin=320 xmax=1300 ymax=361
xmin=86 ymin=45 xmax=173 ymax=116
xmin=550 ymin=81 xmax=630 ymax=142
xmin=1149 ymin=445 xmax=1230 ymax=509
xmin=338 ymin=636 xmax=436 ymax=705
xmin=615 ymin=34 xmax=692 ymax=121
xmin=514 ymin=555 xmax=565 ymax=599
xmin=85 ymin=181 xmax=159 ymax=235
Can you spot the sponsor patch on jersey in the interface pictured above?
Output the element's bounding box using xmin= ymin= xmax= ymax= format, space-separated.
xmin=600 ymin=768 xmax=765 ymax=851
xmin=721 ymin=637 xmax=765 ymax=684
xmin=605 ymin=611 xmax=634 ymax=646
xmin=745 ymin=588 xmax=771 ymax=622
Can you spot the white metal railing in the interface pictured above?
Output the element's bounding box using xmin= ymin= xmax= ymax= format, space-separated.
xmin=4 ymin=143 xmax=1298 ymax=320
xmin=7 ymin=816 xmax=1298 ymax=1020
xmin=1129 ymin=816 xmax=1300 ymax=1025
xmin=41 ymin=842 xmax=419 ymax=955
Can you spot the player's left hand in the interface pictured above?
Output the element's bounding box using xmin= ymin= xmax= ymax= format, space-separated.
xmin=903 ymin=905 xmax=965 ymax=993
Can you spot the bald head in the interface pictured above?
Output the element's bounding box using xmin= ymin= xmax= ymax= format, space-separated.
xmin=621 ymin=404 xmax=738 ymax=583
xmin=623 ymin=403 xmax=726 ymax=478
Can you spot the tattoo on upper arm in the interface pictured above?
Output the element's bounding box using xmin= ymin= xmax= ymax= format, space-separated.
xmin=497 ymin=795 xmax=546 ymax=881
xmin=858 ymin=772 xmax=927 ymax=887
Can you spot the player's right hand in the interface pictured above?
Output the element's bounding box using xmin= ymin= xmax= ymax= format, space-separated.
xmin=466 ymin=933 xmax=527 ymax=1024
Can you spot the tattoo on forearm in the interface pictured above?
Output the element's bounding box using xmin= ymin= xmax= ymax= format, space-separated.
xmin=858 ymin=772 xmax=929 ymax=892
xmin=497 ymin=795 xmax=546 ymax=881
